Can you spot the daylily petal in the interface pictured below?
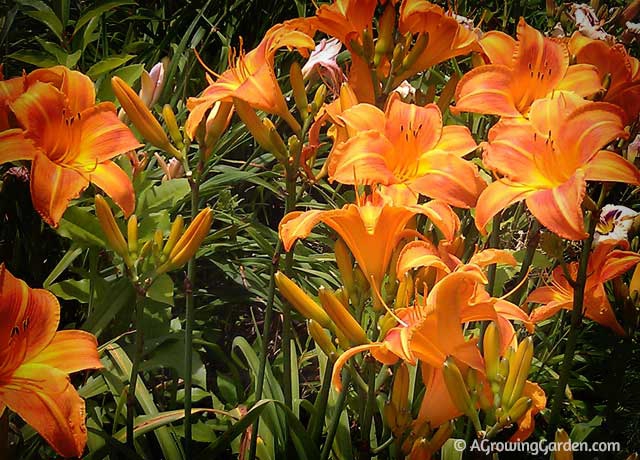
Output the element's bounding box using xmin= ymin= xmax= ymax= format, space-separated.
xmin=526 ymin=286 xmax=569 ymax=305
xmin=528 ymin=92 xmax=588 ymax=138
xmin=331 ymin=343 xmax=382 ymax=392
xmin=475 ymin=180 xmax=535 ymax=234
xmin=416 ymin=366 xmax=462 ymax=429
xmin=0 ymin=129 xmax=38 ymax=164
xmin=598 ymin=249 xmax=640 ymax=283
xmin=29 ymin=330 xmax=102 ymax=374
xmin=327 ymin=131 xmax=398 ymax=185
xmin=1 ymin=364 xmax=87 ymax=458
xmin=468 ymin=249 xmax=517 ymax=268
xmin=396 ymin=241 xmax=450 ymax=280
xmin=529 ymin=300 xmax=572 ymax=324
xmin=554 ymin=63 xmax=602 ymax=97
xmin=30 ymin=153 xmax=89 ymax=227
xmin=479 ymin=30 xmax=516 ymax=66
xmin=385 ymin=99 xmax=442 ymax=155
xmin=89 ymin=161 xmax=136 ymax=217
xmin=405 ymin=200 xmax=461 ymax=242
xmin=409 ymin=153 xmax=486 ymax=208
xmin=74 ymin=101 xmax=142 ymax=166
xmin=510 ymin=18 xmax=568 ymax=113
xmin=453 ymin=65 xmax=520 ymax=117
xmin=60 ymin=68 xmax=96 ymax=114
xmin=526 ymin=171 xmax=587 ymax=240
xmin=432 ymin=125 xmax=478 ymax=157
xmin=338 ymin=103 xmax=386 ymax=135
xmin=584 ymin=150 xmax=640 ymax=185
xmin=557 ymin=102 xmax=627 ymax=164
xmin=583 ymin=292 xmax=625 ymax=335
xmin=0 ymin=264 xmax=60 ymax=372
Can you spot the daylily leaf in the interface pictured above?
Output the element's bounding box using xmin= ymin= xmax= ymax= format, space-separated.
xmin=87 ymin=55 xmax=136 ymax=79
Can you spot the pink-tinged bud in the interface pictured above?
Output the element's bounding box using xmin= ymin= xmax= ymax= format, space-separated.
xmin=140 ymin=58 xmax=168 ymax=108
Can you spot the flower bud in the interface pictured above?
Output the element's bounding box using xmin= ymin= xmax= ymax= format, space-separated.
xmin=111 ymin=76 xmax=182 ymax=158
xmin=275 ymin=272 xmax=333 ymax=329
xmin=443 ymin=358 xmax=481 ymax=433
xmin=95 ymin=195 xmax=131 ymax=266
xmin=505 ymin=396 xmax=532 ymax=424
xmin=401 ymin=33 xmax=429 ymax=72
xmin=233 ymin=98 xmax=275 ymax=152
xmin=263 ymin=118 xmax=289 ymax=162
xmin=554 ymin=429 xmax=573 ymax=460
xmin=374 ymin=3 xmax=396 ymax=66
xmin=127 ymin=215 xmax=138 ymax=256
xmin=158 ymin=207 xmax=213 ymax=273
xmin=318 ymin=287 xmax=368 ymax=345
xmin=163 ymin=215 xmax=184 ymax=257
xmin=483 ymin=322 xmax=501 ymax=384
xmin=139 ymin=59 xmax=168 ymax=108
xmin=289 ymin=61 xmax=308 ymax=117
xmin=391 ymin=362 xmax=411 ymax=430
xmin=502 ymin=337 xmax=534 ymax=410
xmin=334 ymin=239 xmax=355 ymax=301
xmin=312 ymin=84 xmax=327 ymax=114
xmin=338 ymin=83 xmax=358 ymax=111
xmin=308 ymin=319 xmax=337 ymax=359
xmin=162 ymin=104 xmax=184 ymax=149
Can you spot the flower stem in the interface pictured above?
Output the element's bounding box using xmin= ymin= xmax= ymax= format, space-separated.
xmin=309 ymin=358 xmax=335 ymax=444
xmin=127 ymin=289 xmax=146 ymax=448
xmin=184 ymin=169 xmax=201 ymax=457
xmin=547 ymin=211 xmax=596 ymax=436
xmin=320 ymin=373 xmax=351 ymax=460
xmin=509 ymin=219 xmax=541 ymax=306
xmin=247 ymin=242 xmax=282 ymax=460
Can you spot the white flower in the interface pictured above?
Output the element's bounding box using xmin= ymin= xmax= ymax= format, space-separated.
xmin=594 ymin=204 xmax=638 ymax=245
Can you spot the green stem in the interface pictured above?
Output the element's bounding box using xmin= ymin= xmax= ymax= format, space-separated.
xmin=358 ymin=358 xmax=377 ymax=460
xmin=247 ymin=241 xmax=282 ymax=460
xmin=309 ymin=358 xmax=335 ymax=444
xmin=509 ymin=219 xmax=541 ymax=307
xmin=547 ymin=211 xmax=597 ymax=436
xmin=127 ymin=289 xmax=146 ymax=448
xmin=480 ymin=214 xmax=501 ymax=352
xmin=184 ymin=170 xmax=201 ymax=457
xmin=320 ymin=373 xmax=352 ymax=460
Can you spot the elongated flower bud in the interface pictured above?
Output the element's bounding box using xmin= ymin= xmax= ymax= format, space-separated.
xmin=162 ymin=104 xmax=184 ymax=149
xmin=483 ymin=322 xmax=501 ymax=384
xmin=233 ymin=98 xmax=275 ymax=152
xmin=443 ymin=358 xmax=481 ymax=433
xmin=95 ymin=195 xmax=131 ymax=265
xmin=401 ymin=33 xmax=429 ymax=72
xmin=163 ymin=215 xmax=184 ymax=257
xmin=334 ymin=239 xmax=355 ymax=301
xmin=158 ymin=208 xmax=212 ymax=273
xmin=374 ymin=3 xmax=395 ymax=66
xmin=395 ymin=272 xmax=413 ymax=308
xmin=318 ymin=287 xmax=368 ymax=345
xmin=263 ymin=118 xmax=289 ymax=162
xmin=308 ymin=319 xmax=337 ymax=359
xmin=505 ymin=397 xmax=532 ymax=424
xmin=312 ymin=84 xmax=327 ymax=114
xmin=203 ymin=101 xmax=234 ymax=158
xmin=290 ymin=61 xmax=308 ymax=117
xmin=338 ymin=83 xmax=358 ymax=111
xmin=554 ymin=429 xmax=573 ymax=460
xmin=391 ymin=362 xmax=411 ymax=429
xmin=502 ymin=337 xmax=534 ymax=410
xmin=428 ymin=420 xmax=455 ymax=454
xmin=111 ymin=76 xmax=182 ymax=158
xmin=127 ymin=215 xmax=138 ymax=255
xmin=362 ymin=28 xmax=375 ymax=61
xmin=275 ymin=272 xmax=333 ymax=328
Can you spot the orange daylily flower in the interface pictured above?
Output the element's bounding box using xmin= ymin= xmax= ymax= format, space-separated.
xmin=327 ymin=94 xmax=485 ymax=208
xmin=0 ymin=66 xmax=140 ymax=227
xmin=568 ymin=32 xmax=640 ymax=124
xmin=188 ymin=23 xmax=314 ymax=131
xmin=396 ymin=0 xmax=480 ymax=82
xmin=527 ymin=240 xmax=640 ymax=335
xmin=396 ymin=241 xmax=533 ymax=350
xmin=286 ymin=0 xmax=379 ymax=103
xmin=453 ymin=18 xmax=602 ymax=117
xmin=0 ymin=264 xmax=102 ymax=458
xmin=279 ymin=189 xmax=459 ymax=291
xmin=475 ymin=94 xmax=637 ymax=240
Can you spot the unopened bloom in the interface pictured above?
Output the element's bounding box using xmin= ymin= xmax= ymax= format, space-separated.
xmin=0 ymin=264 xmax=102 ymax=457
xmin=301 ymin=38 xmax=346 ymax=94
xmin=157 ymin=207 xmax=213 ymax=273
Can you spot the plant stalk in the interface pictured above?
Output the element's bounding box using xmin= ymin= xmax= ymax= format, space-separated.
xmin=247 ymin=241 xmax=282 ymax=460
xmin=547 ymin=211 xmax=596 ymax=436
xmin=184 ymin=170 xmax=201 ymax=457
xmin=127 ymin=289 xmax=146 ymax=448
xmin=320 ymin=373 xmax=352 ymax=460
xmin=309 ymin=358 xmax=335 ymax=444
